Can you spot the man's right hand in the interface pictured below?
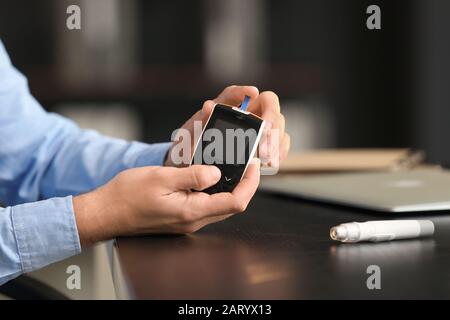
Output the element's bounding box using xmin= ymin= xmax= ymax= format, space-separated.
xmin=72 ymin=162 xmax=260 ymax=246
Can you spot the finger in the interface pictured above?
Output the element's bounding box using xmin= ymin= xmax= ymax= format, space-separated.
xmin=171 ymin=165 xmax=221 ymax=191
xmin=181 ymin=192 xmax=241 ymax=220
xmin=200 ymin=100 xmax=216 ymax=123
xmin=190 ymin=109 xmax=203 ymax=121
xmin=249 ymin=92 xmax=284 ymax=167
xmin=279 ymin=113 xmax=286 ymax=140
xmin=258 ymin=121 xmax=273 ymax=160
xmin=248 ymin=91 xmax=282 ymax=130
xmin=214 ymin=85 xmax=259 ymax=106
xmin=185 ymin=213 xmax=234 ymax=233
xmin=181 ymin=160 xmax=261 ymax=220
xmin=280 ymin=133 xmax=291 ymax=161
xmin=259 ymin=121 xmax=280 ymax=168
xmin=269 ymin=126 xmax=281 ymax=168
xmin=230 ymin=158 xmax=261 ymax=206
xmin=248 ymin=90 xmax=280 ymax=113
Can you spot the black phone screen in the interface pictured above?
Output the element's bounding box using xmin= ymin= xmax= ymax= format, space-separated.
xmin=192 ymin=104 xmax=263 ymax=194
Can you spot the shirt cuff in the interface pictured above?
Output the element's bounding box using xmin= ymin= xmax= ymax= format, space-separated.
xmin=11 ymin=196 xmax=81 ymax=273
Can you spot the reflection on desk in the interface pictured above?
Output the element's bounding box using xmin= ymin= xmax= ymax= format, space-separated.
xmin=114 ymin=193 xmax=450 ymax=299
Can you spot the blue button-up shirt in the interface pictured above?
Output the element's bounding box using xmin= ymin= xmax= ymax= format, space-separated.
xmin=0 ymin=40 xmax=171 ymax=285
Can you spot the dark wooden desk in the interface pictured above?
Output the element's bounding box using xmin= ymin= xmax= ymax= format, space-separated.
xmin=113 ymin=191 xmax=450 ymax=299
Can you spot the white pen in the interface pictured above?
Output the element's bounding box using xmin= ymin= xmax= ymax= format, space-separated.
xmin=330 ymin=220 xmax=435 ymax=243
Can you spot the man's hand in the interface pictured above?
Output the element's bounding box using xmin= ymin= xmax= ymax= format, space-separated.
xmin=73 ymin=161 xmax=260 ymax=246
xmin=74 ymin=85 xmax=288 ymax=246
xmin=165 ymin=85 xmax=290 ymax=167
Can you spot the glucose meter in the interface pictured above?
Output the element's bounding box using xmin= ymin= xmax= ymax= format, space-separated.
xmin=191 ymin=97 xmax=265 ymax=194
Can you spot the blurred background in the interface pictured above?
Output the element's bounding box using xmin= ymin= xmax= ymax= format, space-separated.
xmin=1 ymin=0 xmax=450 ymax=298
xmin=1 ymin=0 xmax=449 ymax=163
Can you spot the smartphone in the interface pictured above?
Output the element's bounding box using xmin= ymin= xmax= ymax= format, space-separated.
xmin=191 ymin=104 xmax=265 ymax=194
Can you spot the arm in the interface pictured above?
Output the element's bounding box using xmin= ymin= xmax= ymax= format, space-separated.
xmin=0 ymin=197 xmax=80 ymax=286
xmin=0 ymin=40 xmax=287 ymax=285
xmin=0 ymin=41 xmax=171 ymax=206
xmin=1 ymin=160 xmax=260 ymax=285
xmin=0 ymin=40 xmax=167 ymax=285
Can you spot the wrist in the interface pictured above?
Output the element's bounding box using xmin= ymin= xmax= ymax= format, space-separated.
xmin=72 ymin=189 xmax=111 ymax=247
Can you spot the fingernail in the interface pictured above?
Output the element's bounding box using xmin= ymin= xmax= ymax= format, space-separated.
xmin=250 ymin=86 xmax=259 ymax=93
xmin=209 ymin=166 xmax=221 ymax=180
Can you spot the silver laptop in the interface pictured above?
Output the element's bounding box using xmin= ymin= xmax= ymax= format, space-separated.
xmin=259 ymin=168 xmax=450 ymax=212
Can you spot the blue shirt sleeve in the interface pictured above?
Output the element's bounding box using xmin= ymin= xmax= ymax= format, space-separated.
xmin=0 ymin=196 xmax=80 ymax=286
xmin=0 ymin=40 xmax=171 ymax=284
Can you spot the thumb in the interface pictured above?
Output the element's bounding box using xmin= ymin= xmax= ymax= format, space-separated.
xmin=201 ymin=100 xmax=215 ymax=123
xmin=172 ymin=165 xmax=221 ymax=191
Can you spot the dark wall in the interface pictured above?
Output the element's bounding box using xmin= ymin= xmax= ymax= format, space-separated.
xmin=415 ymin=0 xmax=450 ymax=165
xmin=333 ymin=1 xmax=414 ymax=149
xmin=1 ymin=0 xmax=446 ymax=162
xmin=0 ymin=0 xmax=55 ymax=67
xmin=267 ymin=0 xmax=415 ymax=148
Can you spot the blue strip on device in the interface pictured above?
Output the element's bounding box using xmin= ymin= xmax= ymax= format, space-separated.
xmin=240 ymin=95 xmax=250 ymax=112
